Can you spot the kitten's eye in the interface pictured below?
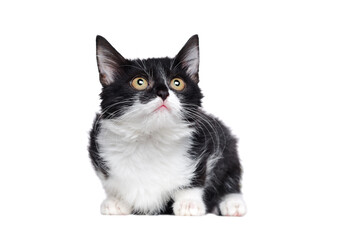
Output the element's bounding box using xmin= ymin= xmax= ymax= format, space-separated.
xmin=131 ymin=77 xmax=148 ymax=90
xmin=170 ymin=78 xmax=185 ymax=91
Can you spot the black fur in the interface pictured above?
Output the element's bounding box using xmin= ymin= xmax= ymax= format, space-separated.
xmin=89 ymin=114 xmax=109 ymax=177
xmin=88 ymin=35 xmax=243 ymax=214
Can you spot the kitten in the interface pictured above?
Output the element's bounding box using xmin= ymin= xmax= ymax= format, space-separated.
xmin=88 ymin=35 xmax=246 ymax=216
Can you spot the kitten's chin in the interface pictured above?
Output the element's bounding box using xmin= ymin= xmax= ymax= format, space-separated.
xmin=140 ymin=111 xmax=177 ymax=133
xmin=149 ymin=104 xmax=174 ymax=119
xmin=115 ymin=95 xmax=184 ymax=132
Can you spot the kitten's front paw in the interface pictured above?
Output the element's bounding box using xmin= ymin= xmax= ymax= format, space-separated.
xmin=173 ymin=199 xmax=206 ymax=216
xmin=219 ymin=193 xmax=247 ymax=217
xmin=173 ymin=188 xmax=206 ymax=216
xmin=100 ymin=198 xmax=131 ymax=215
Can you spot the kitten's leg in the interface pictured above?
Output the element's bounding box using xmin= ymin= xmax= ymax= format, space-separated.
xmin=219 ymin=193 xmax=247 ymax=217
xmin=100 ymin=197 xmax=132 ymax=215
xmin=173 ymin=188 xmax=206 ymax=216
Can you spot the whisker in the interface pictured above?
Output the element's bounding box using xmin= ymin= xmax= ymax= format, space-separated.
xmin=93 ymin=99 xmax=136 ymax=152
xmin=181 ymin=106 xmax=227 ymax=156
xmin=184 ymin=112 xmax=219 ymax=154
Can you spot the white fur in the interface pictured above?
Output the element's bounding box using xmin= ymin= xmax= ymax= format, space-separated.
xmin=97 ymin=92 xmax=197 ymax=214
xmin=96 ymin=48 xmax=118 ymax=84
xmin=173 ymin=187 xmax=206 ymax=216
xmin=205 ymin=153 xmax=221 ymax=185
xmin=158 ymin=64 xmax=168 ymax=84
xmin=183 ymin=47 xmax=199 ymax=76
xmin=219 ymin=193 xmax=247 ymax=216
xmin=101 ymin=197 xmax=132 ymax=215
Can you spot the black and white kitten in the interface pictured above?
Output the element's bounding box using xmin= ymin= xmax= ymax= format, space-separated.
xmin=89 ymin=35 xmax=246 ymax=216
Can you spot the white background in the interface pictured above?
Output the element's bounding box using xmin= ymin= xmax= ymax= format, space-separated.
xmin=0 ymin=0 xmax=360 ymax=239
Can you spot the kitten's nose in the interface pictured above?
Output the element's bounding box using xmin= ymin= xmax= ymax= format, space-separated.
xmin=157 ymin=89 xmax=169 ymax=101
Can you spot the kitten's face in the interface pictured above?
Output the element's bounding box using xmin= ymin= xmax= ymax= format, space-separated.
xmin=96 ymin=35 xmax=203 ymax=127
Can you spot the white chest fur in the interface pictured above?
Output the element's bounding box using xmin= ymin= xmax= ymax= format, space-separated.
xmin=97 ymin=118 xmax=195 ymax=214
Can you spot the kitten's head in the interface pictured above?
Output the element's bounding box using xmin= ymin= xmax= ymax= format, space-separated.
xmin=96 ymin=35 xmax=203 ymax=129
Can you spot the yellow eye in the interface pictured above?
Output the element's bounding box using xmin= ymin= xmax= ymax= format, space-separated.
xmin=170 ymin=78 xmax=185 ymax=91
xmin=131 ymin=77 xmax=148 ymax=90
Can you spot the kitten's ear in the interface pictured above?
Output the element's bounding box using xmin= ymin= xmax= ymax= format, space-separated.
xmin=96 ymin=35 xmax=126 ymax=86
xmin=174 ymin=35 xmax=200 ymax=83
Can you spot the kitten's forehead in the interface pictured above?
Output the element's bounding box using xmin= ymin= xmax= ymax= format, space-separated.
xmin=133 ymin=58 xmax=172 ymax=83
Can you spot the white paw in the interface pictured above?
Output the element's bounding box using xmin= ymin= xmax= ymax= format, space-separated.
xmin=173 ymin=188 xmax=206 ymax=216
xmin=100 ymin=198 xmax=132 ymax=215
xmin=219 ymin=193 xmax=247 ymax=217
xmin=173 ymin=199 xmax=206 ymax=216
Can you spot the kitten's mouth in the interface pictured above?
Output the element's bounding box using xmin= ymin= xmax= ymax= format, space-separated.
xmin=152 ymin=104 xmax=170 ymax=113
xmin=155 ymin=104 xmax=168 ymax=111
